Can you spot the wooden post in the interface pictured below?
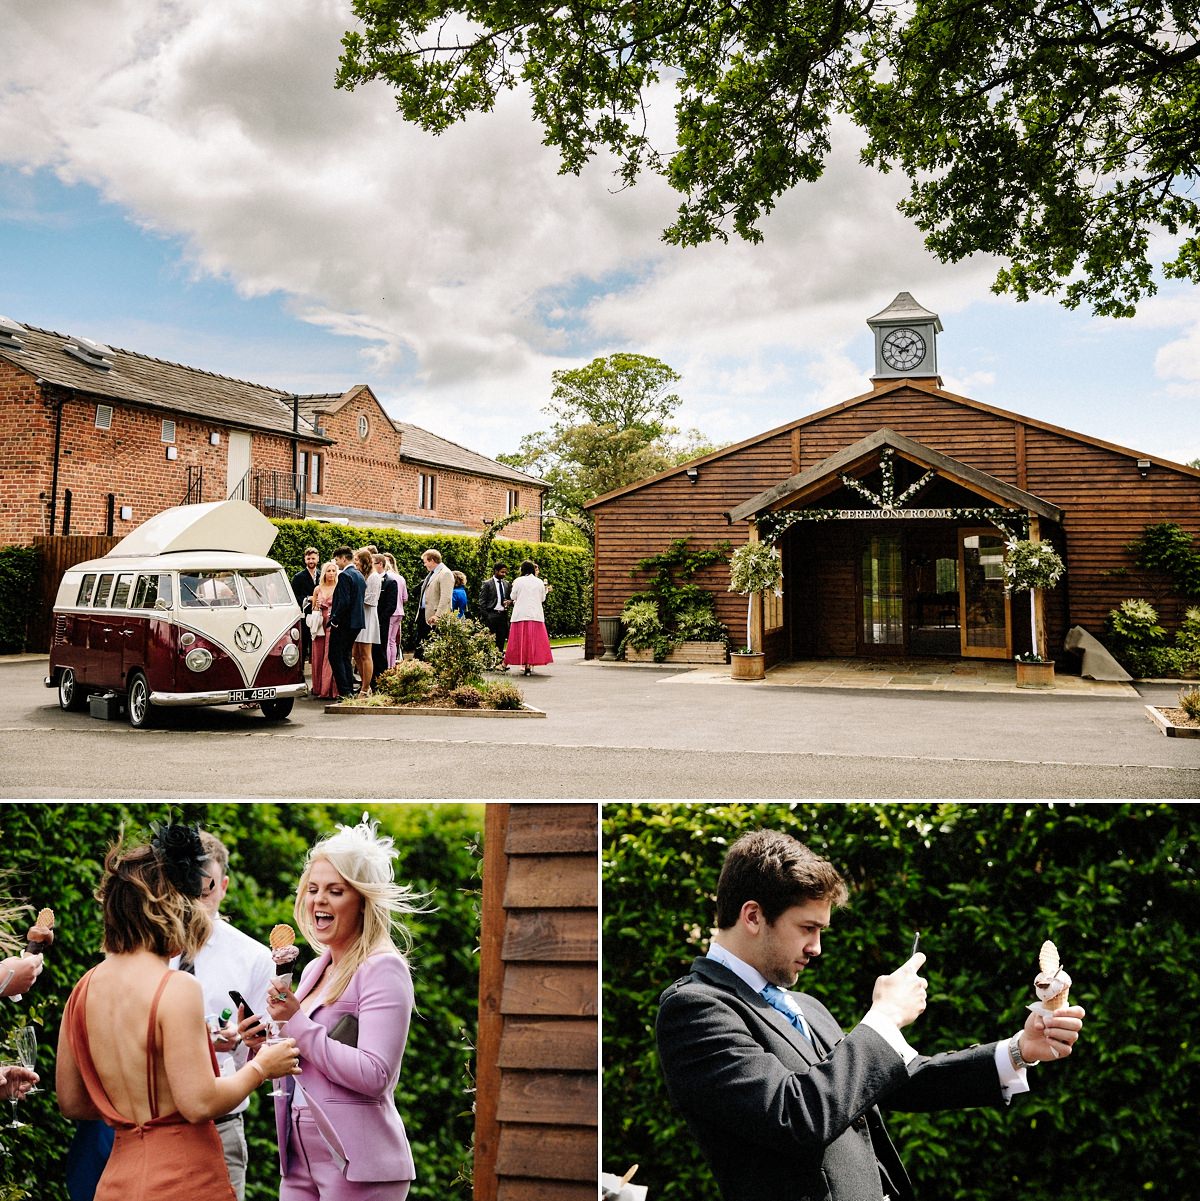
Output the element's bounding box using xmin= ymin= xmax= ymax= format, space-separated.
xmin=474 ymin=803 xmax=511 ymax=1201
xmin=1029 ymin=517 xmax=1047 ymax=659
xmin=748 ymin=527 xmax=764 ymax=654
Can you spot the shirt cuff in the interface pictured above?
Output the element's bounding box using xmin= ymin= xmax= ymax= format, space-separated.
xmin=861 ymin=1012 xmax=919 ymax=1065
xmin=995 ymin=1039 xmax=1031 ymax=1100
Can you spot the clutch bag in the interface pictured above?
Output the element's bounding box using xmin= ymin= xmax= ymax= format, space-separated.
xmin=327 ymin=1014 xmax=359 ymax=1047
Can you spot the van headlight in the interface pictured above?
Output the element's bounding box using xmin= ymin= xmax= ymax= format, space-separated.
xmin=282 ymin=644 xmax=300 ymax=667
xmin=185 ymin=648 xmax=213 ymax=672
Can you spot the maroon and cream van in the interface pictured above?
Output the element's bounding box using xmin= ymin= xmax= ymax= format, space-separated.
xmin=45 ymin=499 xmax=307 ymax=727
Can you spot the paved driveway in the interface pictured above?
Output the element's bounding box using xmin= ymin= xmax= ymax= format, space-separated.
xmin=2 ymin=651 xmax=1195 ymax=798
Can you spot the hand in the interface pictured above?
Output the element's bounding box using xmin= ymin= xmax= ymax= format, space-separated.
xmin=254 ymin=1036 xmax=302 ymax=1081
xmin=0 ymin=1065 xmax=38 ymax=1101
xmin=235 ymin=1008 xmax=270 ymax=1050
xmin=212 ymin=1018 xmax=242 ymax=1053
xmin=266 ymin=977 xmax=300 ymax=1022
xmin=869 ymin=951 xmax=928 ymax=1029
xmin=1020 ymin=1005 xmax=1085 ymax=1062
xmin=1 ymin=954 xmax=43 ymax=996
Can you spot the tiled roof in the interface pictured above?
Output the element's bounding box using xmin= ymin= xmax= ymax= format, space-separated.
xmin=0 ymin=321 xmax=324 ymax=439
xmin=391 ymin=421 xmax=545 ymax=487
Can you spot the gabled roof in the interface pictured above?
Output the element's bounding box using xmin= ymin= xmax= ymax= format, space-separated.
xmin=727 ymin=428 xmax=1064 ymax=524
xmin=391 ymin=421 xmax=545 ymax=488
xmin=584 ymin=376 xmax=1200 ymax=509
xmin=0 ymin=322 xmax=329 ymax=441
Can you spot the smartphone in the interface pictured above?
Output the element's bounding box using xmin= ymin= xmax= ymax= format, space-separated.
xmin=228 ymin=989 xmax=262 ymax=1029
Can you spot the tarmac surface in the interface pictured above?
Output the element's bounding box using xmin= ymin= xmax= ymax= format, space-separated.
xmin=1 ymin=649 xmax=1196 ymax=798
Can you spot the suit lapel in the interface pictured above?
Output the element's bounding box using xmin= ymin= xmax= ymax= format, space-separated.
xmin=692 ymin=957 xmax=823 ymax=1066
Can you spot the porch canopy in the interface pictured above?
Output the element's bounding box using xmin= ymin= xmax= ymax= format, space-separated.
xmin=726 ymin=428 xmax=1063 ymax=531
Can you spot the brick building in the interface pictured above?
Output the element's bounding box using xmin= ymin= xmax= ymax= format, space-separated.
xmin=0 ymin=316 xmax=544 ymax=546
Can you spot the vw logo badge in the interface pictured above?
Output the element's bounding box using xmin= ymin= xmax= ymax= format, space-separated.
xmin=234 ymin=622 xmax=262 ymax=652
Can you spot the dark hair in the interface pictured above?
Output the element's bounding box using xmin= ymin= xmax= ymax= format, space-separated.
xmin=333 ymin=546 xmax=354 ymax=559
xmin=715 ymin=830 xmax=848 ymax=928
xmin=519 ymin=560 xmax=537 ymax=576
xmin=97 ymin=842 xmax=211 ymax=959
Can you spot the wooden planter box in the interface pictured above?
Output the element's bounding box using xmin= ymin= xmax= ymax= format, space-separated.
xmin=624 ymin=641 xmax=728 ymax=664
xmin=1145 ymin=706 xmax=1200 ymax=738
xmin=730 ymin=652 xmax=766 ymax=681
xmin=1015 ymin=661 xmax=1055 ymax=689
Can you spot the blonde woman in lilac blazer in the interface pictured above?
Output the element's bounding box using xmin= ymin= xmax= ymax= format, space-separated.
xmin=265 ymin=815 xmax=426 ymax=1200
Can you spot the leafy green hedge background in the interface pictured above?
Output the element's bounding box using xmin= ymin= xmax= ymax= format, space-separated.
xmin=603 ymin=802 xmax=1199 ymax=1201
xmin=0 ymin=547 xmax=39 ymax=654
xmin=0 ymin=802 xmax=484 ymax=1201
xmin=268 ymin=518 xmax=590 ymax=638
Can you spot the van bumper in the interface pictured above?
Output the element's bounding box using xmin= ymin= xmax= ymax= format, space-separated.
xmin=149 ymin=682 xmax=309 ymax=707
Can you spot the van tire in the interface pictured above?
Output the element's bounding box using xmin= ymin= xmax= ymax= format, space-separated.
xmin=58 ymin=668 xmax=88 ymax=712
xmin=127 ymin=671 xmax=154 ymax=729
xmin=260 ymin=698 xmax=294 ymax=721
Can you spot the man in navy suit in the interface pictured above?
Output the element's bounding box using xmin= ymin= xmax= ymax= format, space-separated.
xmin=656 ymin=831 xmax=1086 ymax=1201
xmin=326 ymin=546 xmax=366 ymax=698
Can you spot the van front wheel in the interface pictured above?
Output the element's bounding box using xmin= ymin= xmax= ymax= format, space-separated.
xmin=58 ymin=668 xmax=88 ymax=712
xmin=261 ymin=698 xmax=294 ymax=721
xmin=127 ymin=671 xmax=154 ymax=729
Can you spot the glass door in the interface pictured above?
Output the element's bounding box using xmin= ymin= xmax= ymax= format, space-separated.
xmin=860 ymin=532 xmax=904 ymax=652
xmin=959 ymin=530 xmax=1011 ymax=658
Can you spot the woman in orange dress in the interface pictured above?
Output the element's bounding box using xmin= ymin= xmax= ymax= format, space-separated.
xmin=310 ymin=562 xmax=340 ymax=700
xmin=56 ymin=823 xmax=300 ymax=1201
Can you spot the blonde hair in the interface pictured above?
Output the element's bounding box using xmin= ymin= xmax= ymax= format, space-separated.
xmin=293 ymin=813 xmax=430 ymax=1003
xmin=319 ymin=561 xmax=338 ymax=588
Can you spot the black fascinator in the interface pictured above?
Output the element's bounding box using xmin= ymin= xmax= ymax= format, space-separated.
xmin=149 ymin=820 xmax=207 ymax=898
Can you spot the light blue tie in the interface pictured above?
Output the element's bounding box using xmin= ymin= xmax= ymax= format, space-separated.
xmin=762 ymin=984 xmax=813 ymax=1042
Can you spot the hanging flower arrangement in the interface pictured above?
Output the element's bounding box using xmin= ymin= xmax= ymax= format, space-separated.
xmin=1003 ymin=539 xmax=1065 ymax=593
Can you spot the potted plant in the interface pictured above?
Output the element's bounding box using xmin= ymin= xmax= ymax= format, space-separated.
xmin=727 ymin=540 xmax=783 ymax=681
xmin=1003 ymin=538 xmax=1065 ymax=687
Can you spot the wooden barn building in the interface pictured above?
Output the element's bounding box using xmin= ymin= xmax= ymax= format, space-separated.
xmin=585 ymin=293 xmax=1200 ymax=667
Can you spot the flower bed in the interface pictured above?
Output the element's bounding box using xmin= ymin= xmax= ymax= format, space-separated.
xmin=324 ymin=698 xmax=545 ymax=718
xmin=624 ymin=641 xmax=728 ymax=664
xmin=1144 ymin=705 xmax=1200 ymax=738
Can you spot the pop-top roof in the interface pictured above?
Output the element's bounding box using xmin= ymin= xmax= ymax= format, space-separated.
xmin=106 ymin=499 xmax=280 ymax=558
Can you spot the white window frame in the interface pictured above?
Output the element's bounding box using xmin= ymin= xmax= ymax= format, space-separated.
xmin=161 ymin=419 xmax=176 ymax=444
xmin=419 ymin=472 xmax=437 ymax=510
xmin=95 ymin=404 xmax=114 ymax=431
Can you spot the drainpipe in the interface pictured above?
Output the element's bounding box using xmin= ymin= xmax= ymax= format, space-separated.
xmin=41 ymin=380 xmax=65 ymax=537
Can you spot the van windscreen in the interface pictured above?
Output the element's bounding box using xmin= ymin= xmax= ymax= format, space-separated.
xmin=179 ymin=571 xmax=240 ymax=608
xmin=241 ymin=570 xmax=293 ymax=607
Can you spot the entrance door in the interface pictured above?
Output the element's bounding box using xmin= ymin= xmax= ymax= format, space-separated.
xmin=959 ymin=530 xmax=1012 ymax=658
xmin=227 ymin=431 xmax=252 ymax=499
xmin=859 ymin=532 xmax=904 ymax=653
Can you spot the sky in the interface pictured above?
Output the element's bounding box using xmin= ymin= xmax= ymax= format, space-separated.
xmin=2 ymin=0 xmax=1198 ymax=468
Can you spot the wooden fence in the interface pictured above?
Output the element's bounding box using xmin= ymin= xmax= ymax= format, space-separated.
xmin=475 ymin=803 xmax=598 ymax=1200
xmin=28 ymin=535 xmax=119 ymax=652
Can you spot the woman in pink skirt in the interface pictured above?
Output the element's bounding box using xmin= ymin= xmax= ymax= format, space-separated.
xmin=503 ymin=560 xmax=554 ymax=675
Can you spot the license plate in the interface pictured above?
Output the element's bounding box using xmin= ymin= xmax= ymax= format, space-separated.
xmin=229 ymin=687 xmax=277 ymax=702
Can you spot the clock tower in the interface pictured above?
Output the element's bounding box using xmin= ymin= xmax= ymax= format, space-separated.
xmin=867 ymin=291 xmax=942 ymax=384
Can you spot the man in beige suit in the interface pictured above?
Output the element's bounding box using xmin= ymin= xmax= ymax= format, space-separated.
xmin=415 ymin=548 xmax=455 ymax=655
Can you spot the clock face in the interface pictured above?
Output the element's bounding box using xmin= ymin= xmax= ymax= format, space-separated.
xmin=881 ymin=327 xmax=927 ymax=371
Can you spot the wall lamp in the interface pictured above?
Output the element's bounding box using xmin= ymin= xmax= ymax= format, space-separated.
xmin=1137 ymin=459 xmax=1151 ymax=478
xmin=685 ymin=466 xmax=700 ymax=483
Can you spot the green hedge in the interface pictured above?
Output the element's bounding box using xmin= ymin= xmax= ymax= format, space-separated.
xmin=269 ymin=519 xmax=590 ymax=637
xmin=603 ymin=803 xmax=1199 ymax=1201
xmin=0 ymin=547 xmax=39 ymax=653
xmin=0 ymin=802 xmax=484 ymax=1201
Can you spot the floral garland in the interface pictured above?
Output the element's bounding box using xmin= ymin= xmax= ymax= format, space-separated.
xmin=755 ymin=507 xmax=1030 ymax=542
xmin=1003 ymin=539 xmax=1065 ymax=592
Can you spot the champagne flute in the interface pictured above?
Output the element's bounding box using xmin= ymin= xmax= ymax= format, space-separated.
xmin=14 ymin=1027 xmax=39 ymax=1094
xmin=263 ymin=1021 xmax=290 ymax=1097
xmin=0 ymin=1046 xmax=24 ymax=1129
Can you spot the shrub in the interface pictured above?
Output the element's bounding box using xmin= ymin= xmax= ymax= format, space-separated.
xmin=423 ymin=615 xmax=501 ymax=693
xmin=0 ymin=545 xmax=39 ymax=653
xmin=1106 ymin=598 xmax=1167 ymax=645
xmin=1178 ymin=687 xmax=1200 ymax=719
xmin=450 ymin=684 xmax=484 ymax=708
xmin=374 ymin=660 xmax=436 ymax=705
xmin=485 ymin=681 xmax=525 ymax=710
xmin=603 ymin=802 xmax=1198 ymax=1201
xmin=1126 ymin=522 xmax=1200 ymax=597
xmin=619 ymin=599 xmax=671 ymax=661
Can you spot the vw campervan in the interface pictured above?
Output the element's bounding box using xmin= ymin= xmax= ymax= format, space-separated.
xmin=45 ymin=500 xmax=307 ymax=727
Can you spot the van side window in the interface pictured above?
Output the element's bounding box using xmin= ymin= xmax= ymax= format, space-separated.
xmin=94 ymin=574 xmax=115 ymax=607
xmin=241 ymin=570 xmax=293 ymax=607
xmin=132 ymin=573 xmax=173 ymax=609
xmin=111 ymin=573 xmax=135 ymax=609
xmin=180 ymin=571 xmax=239 ymax=608
xmin=76 ymin=574 xmax=97 ymax=606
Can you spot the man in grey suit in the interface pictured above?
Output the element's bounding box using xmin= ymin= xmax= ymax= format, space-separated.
xmin=656 ymin=831 xmax=1086 ymax=1201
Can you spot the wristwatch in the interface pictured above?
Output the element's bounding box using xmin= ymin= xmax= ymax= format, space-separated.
xmin=1008 ymin=1032 xmax=1038 ymax=1071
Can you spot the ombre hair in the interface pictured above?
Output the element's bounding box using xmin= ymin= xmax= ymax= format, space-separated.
xmin=293 ymin=814 xmax=431 ymax=1004
xmin=97 ymin=841 xmax=212 ymax=960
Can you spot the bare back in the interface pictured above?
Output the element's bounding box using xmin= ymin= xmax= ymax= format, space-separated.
xmin=81 ymin=954 xmax=197 ymax=1124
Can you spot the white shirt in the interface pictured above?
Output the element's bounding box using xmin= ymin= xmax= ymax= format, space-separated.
xmin=508 ymin=574 xmax=548 ymax=623
xmin=705 ymin=941 xmax=1029 ymax=1099
xmin=170 ymin=917 xmax=275 ymax=1116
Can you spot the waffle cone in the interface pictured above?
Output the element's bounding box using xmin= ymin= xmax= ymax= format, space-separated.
xmin=36 ymin=908 xmax=55 ymax=929
xmin=269 ymin=923 xmax=296 ymax=950
xmin=1043 ymin=986 xmax=1070 ymax=1012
